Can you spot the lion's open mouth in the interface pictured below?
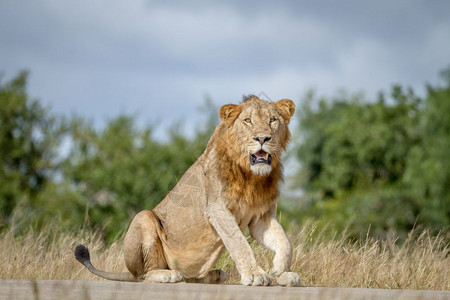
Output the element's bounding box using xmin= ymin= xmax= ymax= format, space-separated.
xmin=250 ymin=150 xmax=272 ymax=166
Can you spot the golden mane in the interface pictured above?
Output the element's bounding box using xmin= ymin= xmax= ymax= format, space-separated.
xmin=210 ymin=96 xmax=293 ymax=216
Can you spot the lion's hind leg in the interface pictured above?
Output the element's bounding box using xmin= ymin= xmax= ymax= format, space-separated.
xmin=143 ymin=269 xmax=184 ymax=283
xmin=124 ymin=210 xmax=184 ymax=283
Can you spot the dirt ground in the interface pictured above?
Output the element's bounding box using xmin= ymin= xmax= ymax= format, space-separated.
xmin=1 ymin=279 xmax=449 ymax=300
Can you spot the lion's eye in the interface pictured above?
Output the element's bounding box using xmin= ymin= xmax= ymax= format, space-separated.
xmin=270 ymin=117 xmax=277 ymax=123
xmin=244 ymin=118 xmax=252 ymax=124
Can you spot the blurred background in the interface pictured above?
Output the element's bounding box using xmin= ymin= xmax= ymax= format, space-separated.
xmin=1 ymin=0 xmax=449 ymax=241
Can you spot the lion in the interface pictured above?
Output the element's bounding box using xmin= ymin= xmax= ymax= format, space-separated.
xmin=74 ymin=95 xmax=301 ymax=286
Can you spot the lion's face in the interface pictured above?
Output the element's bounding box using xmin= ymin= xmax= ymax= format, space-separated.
xmin=219 ymin=96 xmax=295 ymax=176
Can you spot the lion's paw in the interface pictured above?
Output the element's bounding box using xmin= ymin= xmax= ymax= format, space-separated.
xmin=144 ymin=270 xmax=184 ymax=283
xmin=275 ymin=271 xmax=301 ymax=287
xmin=240 ymin=267 xmax=272 ymax=286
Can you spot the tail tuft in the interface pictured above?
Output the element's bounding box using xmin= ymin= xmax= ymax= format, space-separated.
xmin=74 ymin=244 xmax=90 ymax=263
xmin=73 ymin=243 xmax=137 ymax=282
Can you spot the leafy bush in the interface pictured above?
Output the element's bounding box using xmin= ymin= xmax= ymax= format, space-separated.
xmin=0 ymin=71 xmax=66 ymax=230
xmin=1 ymin=69 xmax=449 ymax=241
xmin=288 ymin=67 xmax=450 ymax=238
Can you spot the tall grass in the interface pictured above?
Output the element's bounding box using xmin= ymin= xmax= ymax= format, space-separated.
xmin=0 ymin=225 xmax=126 ymax=281
xmin=291 ymin=224 xmax=450 ymax=290
xmin=1 ymin=222 xmax=448 ymax=290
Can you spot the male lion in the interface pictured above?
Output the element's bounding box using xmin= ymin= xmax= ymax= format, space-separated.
xmin=74 ymin=95 xmax=300 ymax=286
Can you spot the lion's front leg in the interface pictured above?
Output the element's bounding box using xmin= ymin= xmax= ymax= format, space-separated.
xmin=206 ymin=203 xmax=271 ymax=286
xmin=249 ymin=209 xmax=301 ymax=287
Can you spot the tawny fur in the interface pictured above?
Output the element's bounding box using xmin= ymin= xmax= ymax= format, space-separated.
xmin=74 ymin=96 xmax=300 ymax=286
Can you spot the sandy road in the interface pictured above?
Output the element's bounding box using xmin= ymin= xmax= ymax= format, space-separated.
xmin=1 ymin=279 xmax=449 ymax=300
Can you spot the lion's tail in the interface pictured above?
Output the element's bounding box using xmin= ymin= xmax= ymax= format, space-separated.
xmin=74 ymin=244 xmax=138 ymax=282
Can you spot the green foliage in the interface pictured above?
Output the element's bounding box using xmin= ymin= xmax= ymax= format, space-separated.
xmin=403 ymin=70 xmax=450 ymax=230
xmin=289 ymin=68 xmax=450 ymax=238
xmin=2 ymin=68 xmax=449 ymax=242
xmin=61 ymin=108 xmax=216 ymax=240
xmin=0 ymin=72 xmax=66 ymax=229
xmin=0 ymin=71 xmax=216 ymax=240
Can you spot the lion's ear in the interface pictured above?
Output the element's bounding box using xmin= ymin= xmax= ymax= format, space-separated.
xmin=275 ymin=99 xmax=295 ymax=123
xmin=219 ymin=104 xmax=241 ymax=125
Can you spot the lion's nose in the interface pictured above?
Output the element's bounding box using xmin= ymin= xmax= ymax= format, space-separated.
xmin=253 ymin=136 xmax=271 ymax=145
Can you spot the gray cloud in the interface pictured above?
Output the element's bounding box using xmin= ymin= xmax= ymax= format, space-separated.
xmin=1 ymin=0 xmax=449 ymax=138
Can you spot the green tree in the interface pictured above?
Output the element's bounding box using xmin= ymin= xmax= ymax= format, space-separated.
xmin=0 ymin=71 xmax=66 ymax=228
xmin=62 ymin=105 xmax=217 ymax=240
xmin=404 ymin=68 xmax=450 ymax=230
xmin=290 ymin=85 xmax=427 ymax=237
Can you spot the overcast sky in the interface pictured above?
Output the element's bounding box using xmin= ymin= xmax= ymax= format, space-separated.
xmin=1 ymin=0 xmax=449 ymax=138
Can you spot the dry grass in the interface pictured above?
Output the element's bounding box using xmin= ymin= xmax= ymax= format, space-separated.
xmin=1 ymin=223 xmax=448 ymax=290
xmin=0 ymin=225 xmax=126 ymax=281
xmin=290 ymin=224 xmax=450 ymax=290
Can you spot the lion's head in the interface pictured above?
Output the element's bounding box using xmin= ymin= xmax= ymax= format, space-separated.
xmin=217 ymin=96 xmax=295 ymax=176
